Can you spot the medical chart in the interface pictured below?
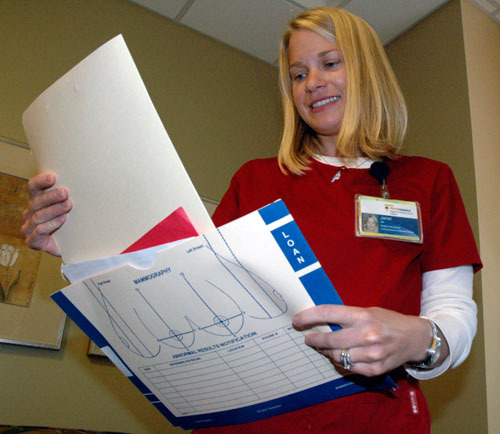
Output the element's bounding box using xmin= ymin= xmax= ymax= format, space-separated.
xmin=52 ymin=200 xmax=392 ymax=429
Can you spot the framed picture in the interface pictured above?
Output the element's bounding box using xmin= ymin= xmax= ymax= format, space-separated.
xmin=0 ymin=137 xmax=67 ymax=349
xmin=87 ymin=340 xmax=106 ymax=357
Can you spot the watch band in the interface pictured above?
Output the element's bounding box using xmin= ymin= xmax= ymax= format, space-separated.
xmin=408 ymin=316 xmax=442 ymax=369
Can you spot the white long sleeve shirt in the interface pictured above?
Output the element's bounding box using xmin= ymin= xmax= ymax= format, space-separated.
xmin=406 ymin=265 xmax=477 ymax=379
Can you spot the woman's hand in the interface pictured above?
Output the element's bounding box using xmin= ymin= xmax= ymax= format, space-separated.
xmin=21 ymin=172 xmax=72 ymax=257
xmin=293 ymin=305 xmax=444 ymax=377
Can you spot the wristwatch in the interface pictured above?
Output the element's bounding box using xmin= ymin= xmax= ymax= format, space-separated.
xmin=408 ymin=316 xmax=442 ymax=369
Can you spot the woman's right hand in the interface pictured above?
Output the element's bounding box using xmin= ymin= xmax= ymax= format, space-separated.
xmin=21 ymin=172 xmax=72 ymax=257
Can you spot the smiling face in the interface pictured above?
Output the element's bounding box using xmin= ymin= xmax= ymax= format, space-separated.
xmin=288 ymin=29 xmax=346 ymax=156
xmin=366 ymin=216 xmax=378 ymax=232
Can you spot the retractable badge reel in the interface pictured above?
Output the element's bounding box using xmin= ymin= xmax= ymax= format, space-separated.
xmin=369 ymin=161 xmax=390 ymax=198
xmin=355 ymin=161 xmax=423 ymax=243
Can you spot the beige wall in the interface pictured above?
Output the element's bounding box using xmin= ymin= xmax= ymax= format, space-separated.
xmin=1 ymin=0 xmax=495 ymax=433
xmin=461 ymin=2 xmax=500 ymax=433
xmin=0 ymin=0 xmax=281 ymax=432
xmin=0 ymin=0 xmax=281 ymax=201
xmin=385 ymin=1 xmax=488 ymax=432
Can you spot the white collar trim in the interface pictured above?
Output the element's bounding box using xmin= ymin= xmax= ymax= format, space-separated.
xmin=313 ymin=154 xmax=374 ymax=169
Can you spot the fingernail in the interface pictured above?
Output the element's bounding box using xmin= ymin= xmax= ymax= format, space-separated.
xmin=304 ymin=335 xmax=313 ymax=346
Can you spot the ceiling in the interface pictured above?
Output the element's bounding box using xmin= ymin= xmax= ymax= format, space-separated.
xmin=128 ymin=0 xmax=454 ymax=65
xmin=128 ymin=0 xmax=500 ymax=65
xmin=470 ymin=0 xmax=500 ymax=24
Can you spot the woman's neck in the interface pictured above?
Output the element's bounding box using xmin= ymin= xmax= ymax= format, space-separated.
xmin=317 ymin=134 xmax=338 ymax=157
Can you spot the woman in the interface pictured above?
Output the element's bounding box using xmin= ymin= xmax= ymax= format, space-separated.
xmin=23 ymin=7 xmax=481 ymax=433
xmin=364 ymin=214 xmax=379 ymax=233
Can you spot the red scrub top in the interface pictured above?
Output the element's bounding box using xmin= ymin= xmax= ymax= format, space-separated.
xmin=194 ymin=155 xmax=481 ymax=433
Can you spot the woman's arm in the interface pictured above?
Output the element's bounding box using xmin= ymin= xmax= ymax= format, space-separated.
xmin=292 ymin=303 xmax=442 ymax=377
xmin=292 ymin=266 xmax=475 ymax=378
xmin=406 ymin=265 xmax=476 ymax=379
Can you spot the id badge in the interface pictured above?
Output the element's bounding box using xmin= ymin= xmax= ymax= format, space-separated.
xmin=355 ymin=195 xmax=423 ymax=243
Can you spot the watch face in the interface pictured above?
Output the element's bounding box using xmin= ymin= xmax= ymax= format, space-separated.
xmin=408 ymin=317 xmax=442 ymax=369
xmin=428 ymin=335 xmax=442 ymax=367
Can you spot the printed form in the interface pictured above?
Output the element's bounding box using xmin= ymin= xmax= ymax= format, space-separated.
xmin=52 ymin=201 xmax=384 ymax=429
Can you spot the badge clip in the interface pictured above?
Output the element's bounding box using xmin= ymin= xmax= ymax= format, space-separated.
xmin=369 ymin=161 xmax=390 ymax=199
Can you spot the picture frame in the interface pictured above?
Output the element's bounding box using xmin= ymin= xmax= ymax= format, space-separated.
xmin=87 ymin=340 xmax=106 ymax=357
xmin=0 ymin=136 xmax=67 ymax=349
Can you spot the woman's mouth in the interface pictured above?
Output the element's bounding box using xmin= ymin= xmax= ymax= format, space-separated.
xmin=311 ymin=96 xmax=340 ymax=109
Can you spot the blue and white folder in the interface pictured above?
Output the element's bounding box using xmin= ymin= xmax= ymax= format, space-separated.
xmin=52 ymin=200 xmax=393 ymax=429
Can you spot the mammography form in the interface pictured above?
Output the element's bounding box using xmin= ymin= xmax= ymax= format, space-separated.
xmin=52 ymin=201 xmax=387 ymax=429
xmin=22 ymin=35 xmax=214 ymax=264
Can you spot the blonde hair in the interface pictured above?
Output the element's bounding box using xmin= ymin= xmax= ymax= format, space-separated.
xmin=278 ymin=7 xmax=407 ymax=175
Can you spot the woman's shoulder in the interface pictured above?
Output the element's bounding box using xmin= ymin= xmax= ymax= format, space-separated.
xmin=239 ymin=156 xmax=280 ymax=169
xmin=389 ymin=155 xmax=461 ymax=201
xmin=391 ymin=155 xmax=453 ymax=176
xmin=394 ymin=154 xmax=449 ymax=167
xmin=233 ymin=157 xmax=282 ymax=179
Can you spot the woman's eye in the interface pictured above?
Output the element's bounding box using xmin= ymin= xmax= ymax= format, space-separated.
xmin=325 ymin=61 xmax=339 ymax=69
xmin=293 ymin=72 xmax=307 ymax=81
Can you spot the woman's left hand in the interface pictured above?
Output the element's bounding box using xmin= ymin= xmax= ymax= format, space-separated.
xmin=292 ymin=305 xmax=433 ymax=377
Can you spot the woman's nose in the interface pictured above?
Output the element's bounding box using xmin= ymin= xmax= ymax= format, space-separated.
xmin=305 ymin=68 xmax=325 ymax=92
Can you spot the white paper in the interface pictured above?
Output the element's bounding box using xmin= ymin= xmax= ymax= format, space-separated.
xmin=61 ymin=238 xmax=191 ymax=284
xmin=22 ymin=35 xmax=214 ymax=264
